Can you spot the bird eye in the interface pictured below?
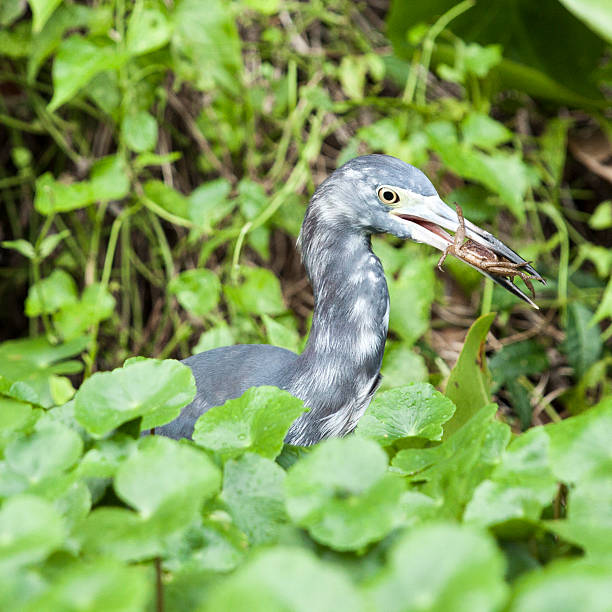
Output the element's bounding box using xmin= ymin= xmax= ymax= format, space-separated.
xmin=377 ymin=187 xmax=400 ymax=205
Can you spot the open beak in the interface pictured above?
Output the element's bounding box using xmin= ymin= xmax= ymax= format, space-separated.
xmin=390 ymin=195 xmax=545 ymax=309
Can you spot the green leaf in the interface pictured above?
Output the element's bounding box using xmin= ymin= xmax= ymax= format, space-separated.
xmin=443 ymin=313 xmax=495 ymax=438
xmin=74 ymin=358 xmax=196 ymax=436
xmin=0 ymin=397 xmax=33 ymax=434
xmin=547 ymin=476 xmax=612 ymax=558
xmin=461 ymin=114 xmax=513 ymax=149
xmin=76 ymin=507 xmax=161 ymax=561
xmin=464 ymin=428 xmax=557 ymax=527
xmin=0 ymin=494 xmax=65 ymax=571
xmin=1 ymin=0 xmax=26 ymax=26
xmin=545 ymin=397 xmax=612 ymax=483
xmin=193 ymin=386 xmax=306 ymax=461
xmin=121 ymin=111 xmax=158 ymax=153
xmin=285 ymin=437 xmax=403 ymax=550
xmin=115 ymin=436 xmax=220 ymax=528
xmin=53 ymin=283 xmax=116 ymax=341
xmin=143 ymin=179 xmax=190 ymax=219
xmin=262 ymin=315 xmax=300 ymax=353
xmin=540 ymin=118 xmax=571 ymax=186
xmin=203 ymin=547 xmax=365 ymax=612
xmin=34 ymin=155 xmax=129 ymax=215
xmin=489 ymin=340 xmax=550 ymax=388
xmin=222 ymin=453 xmax=287 ymax=545
xmin=192 ymin=323 xmax=235 ymax=353
xmin=1 ymin=239 xmax=36 ymax=260
xmin=168 ymin=269 xmax=221 ymax=317
xmin=27 ymin=558 xmax=150 ymax=612
xmin=224 ymin=266 xmax=286 ymax=316
xmin=589 ymin=200 xmax=612 ymax=229
xmin=25 ymin=270 xmax=78 ymax=317
xmin=393 ymin=405 xmax=509 ymax=517
xmin=28 ymin=0 xmax=62 ymax=32
xmin=172 ymin=0 xmax=243 ymax=93
xmin=558 ymin=0 xmax=612 ymax=44
xmin=356 ymin=383 xmax=456 ymax=446
xmin=188 ymin=178 xmax=233 ymax=231
xmin=379 ymin=344 xmax=428 ymax=390
xmin=388 ymin=257 xmax=436 ymax=345
xmin=364 ymin=523 xmax=507 ymax=612
xmin=38 ymin=230 xmax=70 ymax=259
xmin=48 ymin=35 xmax=126 ymax=111
xmin=126 ymin=6 xmax=172 ymax=55
xmin=5 ymin=421 xmax=82 ymax=486
xmin=242 ymin=0 xmax=280 ymax=14
xmin=508 ymin=558 xmax=612 ymax=612
xmin=564 ymin=302 xmax=603 ymax=379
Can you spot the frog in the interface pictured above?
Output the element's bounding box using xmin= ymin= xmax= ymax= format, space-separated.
xmin=437 ymin=205 xmax=536 ymax=298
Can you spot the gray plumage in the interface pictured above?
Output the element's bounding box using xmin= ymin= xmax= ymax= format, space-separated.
xmin=155 ymin=154 xmax=542 ymax=445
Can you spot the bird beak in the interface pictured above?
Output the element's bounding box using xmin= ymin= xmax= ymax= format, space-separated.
xmin=389 ymin=194 xmax=545 ymax=308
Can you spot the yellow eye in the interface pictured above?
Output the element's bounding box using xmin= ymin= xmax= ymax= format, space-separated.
xmin=377 ymin=187 xmax=400 ymax=205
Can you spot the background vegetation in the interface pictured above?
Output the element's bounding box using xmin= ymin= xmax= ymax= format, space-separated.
xmin=0 ymin=0 xmax=611 ymax=610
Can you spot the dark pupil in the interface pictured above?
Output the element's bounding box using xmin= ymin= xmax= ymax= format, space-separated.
xmin=382 ymin=190 xmax=394 ymax=202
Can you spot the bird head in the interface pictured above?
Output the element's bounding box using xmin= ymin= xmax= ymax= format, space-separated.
xmin=312 ymin=154 xmax=544 ymax=307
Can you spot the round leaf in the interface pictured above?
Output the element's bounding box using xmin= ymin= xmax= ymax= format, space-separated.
xmin=121 ymin=111 xmax=158 ymax=153
xmin=169 ymin=269 xmax=221 ymax=317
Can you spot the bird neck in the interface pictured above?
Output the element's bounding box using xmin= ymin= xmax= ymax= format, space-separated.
xmin=286 ymin=224 xmax=389 ymax=444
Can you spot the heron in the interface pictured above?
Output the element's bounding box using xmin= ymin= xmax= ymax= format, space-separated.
xmin=156 ymin=154 xmax=543 ymax=446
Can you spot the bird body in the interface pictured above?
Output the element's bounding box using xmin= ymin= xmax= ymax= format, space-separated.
xmin=156 ymin=155 xmax=543 ymax=445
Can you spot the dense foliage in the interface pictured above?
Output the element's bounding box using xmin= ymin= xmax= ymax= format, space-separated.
xmin=1 ymin=0 xmax=611 ymax=610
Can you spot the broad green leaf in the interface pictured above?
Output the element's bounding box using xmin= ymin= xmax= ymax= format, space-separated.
xmin=27 ymin=4 xmax=95 ymax=82
xmin=589 ymin=200 xmax=612 ymax=229
xmin=364 ymin=523 xmax=507 ymax=612
xmin=74 ymin=358 xmax=196 ymax=436
xmin=89 ymin=155 xmax=130 ymax=201
xmin=356 ymin=383 xmax=456 ymax=446
xmin=5 ymin=422 xmax=82 ymax=486
xmin=193 ymin=386 xmax=306 ymax=461
xmin=462 ymin=114 xmax=513 ymax=149
xmin=53 ymin=479 xmax=91 ymax=529
xmin=546 ymin=476 xmax=612 ymax=558
xmin=545 ymin=397 xmax=612 ymax=483
xmin=222 ymin=453 xmax=287 ymax=545
xmin=1 ymin=0 xmax=26 ymax=26
xmin=540 ymin=118 xmax=571 ymax=186
xmin=285 ymin=437 xmax=403 ymax=550
xmin=34 ymin=155 xmax=129 ymax=214
xmin=48 ymin=35 xmax=126 ymax=111
xmin=143 ymin=179 xmax=190 ymax=219
xmin=224 ymin=266 xmax=286 ymax=316
xmin=53 ymin=283 xmax=115 ymax=341
xmin=558 ymin=0 xmax=612 ymax=44
xmin=243 ymin=0 xmax=280 ymax=14
xmin=508 ymin=558 xmax=612 ymax=612
xmin=25 ymin=270 xmax=78 ymax=317
xmin=464 ymin=428 xmax=557 ymax=527
xmin=169 ymin=269 xmax=221 ymax=317
xmin=393 ymin=405 xmax=509 ymax=518
xmin=443 ymin=313 xmax=495 ymax=437
xmin=172 ymin=0 xmax=243 ymax=93
xmin=379 ymin=344 xmax=428 ymax=390
xmin=0 ymin=495 xmax=65 ymax=571
xmin=188 ymin=178 xmax=233 ymax=231
xmin=388 ymin=257 xmax=436 ymax=345
xmin=121 ymin=111 xmax=158 ymax=153
xmin=114 ymin=436 xmax=220 ymax=524
xmin=126 ymin=6 xmax=172 ymax=55
xmin=203 ymin=547 xmax=365 ymax=612
xmin=28 ymin=0 xmax=62 ymax=32
xmin=193 ymin=323 xmax=235 ymax=353
xmin=76 ymin=507 xmax=161 ymax=561
xmin=263 ymin=315 xmax=300 ymax=353
xmin=0 ymin=397 xmax=33 ymax=435
xmin=77 ymin=435 xmax=136 ymax=480
xmin=238 ymin=178 xmax=268 ymax=220
xmin=564 ymin=302 xmax=603 ymax=379
xmin=0 ymin=335 xmax=87 ymax=390
xmin=26 ymin=558 xmax=150 ymax=612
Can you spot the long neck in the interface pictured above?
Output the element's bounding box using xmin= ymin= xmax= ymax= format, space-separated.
xmin=285 ymin=219 xmax=389 ymax=445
